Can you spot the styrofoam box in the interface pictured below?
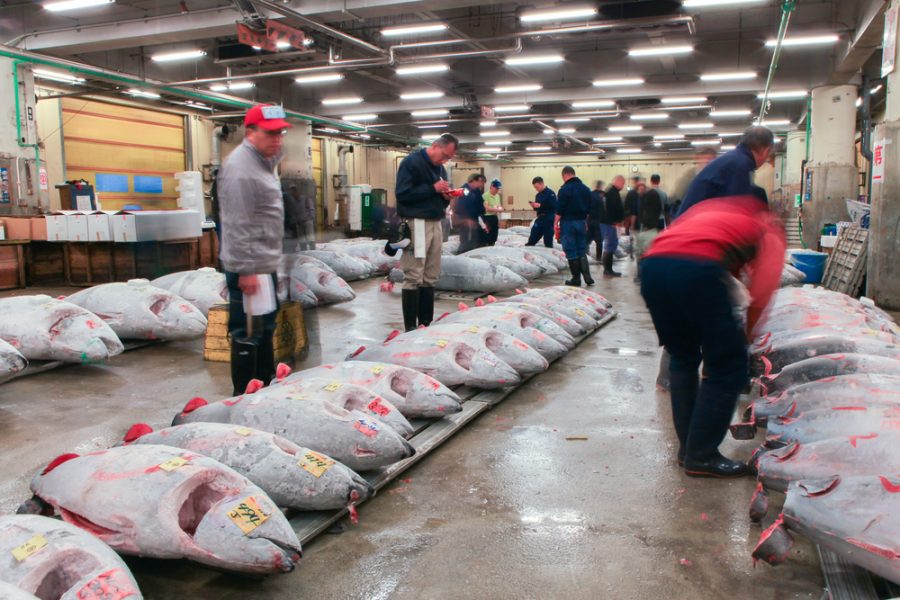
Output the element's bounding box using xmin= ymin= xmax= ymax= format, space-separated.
xmin=87 ymin=211 xmax=117 ymax=242
xmin=66 ymin=212 xmax=90 ymax=242
xmin=112 ymin=210 xmax=203 ymax=242
xmin=45 ymin=214 xmax=68 ymax=241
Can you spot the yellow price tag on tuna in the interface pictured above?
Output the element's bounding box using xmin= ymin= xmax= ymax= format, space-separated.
xmin=234 ymin=427 xmax=253 ymax=436
xmin=370 ymin=365 xmax=384 ymax=375
xmin=436 ymin=339 xmax=448 ymax=348
xmin=12 ymin=534 xmax=47 ymax=562
xmin=298 ymin=451 xmax=335 ymax=478
xmin=159 ymin=456 xmax=189 ymax=472
xmin=227 ymin=496 xmax=270 ymax=535
xmin=574 ymin=308 xmax=587 ymax=317
xmin=467 ymin=325 xmax=480 ymax=333
xmin=324 ymin=381 xmax=342 ymax=392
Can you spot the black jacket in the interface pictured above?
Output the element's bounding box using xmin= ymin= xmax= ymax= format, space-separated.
xmin=624 ymin=188 xmax=640 ymax=217
xmin=602 ymin=186 xmax=625 ymax=224
xmin=532 ymin=187 xmax=557 ymax=217
xmin=639 ymin=189 xmax=662 ymax=231
xmin=556 ymin=176 xmax=591 ymax=220
xmin=396 ymin=148 xmax=449 ymax=219
xmin=588 ymin=190 xmax=605 ymax=223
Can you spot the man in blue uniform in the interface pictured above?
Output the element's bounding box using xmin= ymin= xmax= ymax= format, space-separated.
xmin=555 ymin=166 xmax=594 ymax=287
xmin=526 ymin=176 xmax=556 ymax=248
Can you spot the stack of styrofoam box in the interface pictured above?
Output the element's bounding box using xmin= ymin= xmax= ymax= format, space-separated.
xmin=175 ymin=171 xmax=206 ymax=221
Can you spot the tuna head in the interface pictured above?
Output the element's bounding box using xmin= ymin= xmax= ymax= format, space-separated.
xmin=140 ymin=285 xmax=208 ymax=341
xmin=0 ymin=338 xmax=27 ymax=382
xmin=45 ymin=299 xmax=124 ymax=363
xmin=312 ymin=270 xmax=356 ymax=304
xmin=491 ymin=265 xmax=528 ymax=291
xmin=188 ymin=487 xmax=301 ymax=573
xmin=388 ymin=370 xmax=463 ymax=417
xmin=172 ymin=397 xmax=232 ymax=426
xmin=457 ymin=344 xmax=521 ymax=388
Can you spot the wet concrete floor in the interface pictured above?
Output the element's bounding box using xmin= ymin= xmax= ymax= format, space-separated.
xmin=0 ymin=260 xmax=824 ymax=599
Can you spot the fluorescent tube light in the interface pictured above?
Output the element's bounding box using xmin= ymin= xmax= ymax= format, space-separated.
xmin=151 ymin=49 xmax=206 ymax=62
xmin=295 ymin=73 xmax=344 ymax=84
xmin=382 ymin=23 xmax=448 ymax=37
xmin=628 ymin=45 xmax=692 ymax=57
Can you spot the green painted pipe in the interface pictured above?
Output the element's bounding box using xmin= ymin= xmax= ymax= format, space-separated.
xmin=12 ymin=60 xmax=42 ymax=173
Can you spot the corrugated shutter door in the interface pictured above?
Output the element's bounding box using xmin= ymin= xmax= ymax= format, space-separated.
xmin=61 ymin=98 xmax=185 ymax=211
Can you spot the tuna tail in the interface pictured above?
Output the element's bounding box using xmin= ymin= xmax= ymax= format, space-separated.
xmin=16 ymin=495 xmax=53 ymax=516
xmin=475 ymin=298 xmax=485 ymax=307
xmin=729 ymin=416 xmax=757 ymax=440
xmin=123 ymin=423 xmax=153 ymax=443
xmin=276 ymin=362 xmax=292 ymax=382
xmin=751 ymin=514 xmax=793 ymax=566
xmin=458 ymin=302 xmax=469 ymax=311
xmin=436 ymin=312 xmax=451 ymax=321
xmin=41 ymin=453 xmax=80 ymax=475
xmin=515 ymin=289 xmax=523 ymax=294
xmin=245 ymin=379 xmax=265 ymax=395
xmin=349 ymin=346 xmax=366 ymax=359
xmin=748 ymin=482 xmax=769 ymax=522
xmin=761 ymin=355 xmax=773 ymax=377
xmin=487 ymin=295 xmax=497 ymax=303
xmin=384 ymin=330 xmax=401 ymax=343
xmin=181 ymin=397 xmax=209 ymax=415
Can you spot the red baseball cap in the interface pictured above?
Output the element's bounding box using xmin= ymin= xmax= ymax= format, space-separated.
xmin=244 ymin=104 xmax=292 ymax=131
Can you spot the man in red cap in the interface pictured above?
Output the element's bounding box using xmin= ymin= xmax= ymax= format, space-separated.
xmin=217 ymin=104 xmax=291 ymax=394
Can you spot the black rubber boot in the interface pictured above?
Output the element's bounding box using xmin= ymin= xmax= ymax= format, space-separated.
xmin=418 ymin=286 xmax=435 ymax=326
xmin=602 ymin=251 xmax=621 ymax=277
xmin=255 ymin=334 xmax=275 ymax=386
xmin=230 ymin=337 xmax=258 ymax=396
xmin=580 ymin=255 xmax=595 ymax=286
xmin=564 ymin=259 xmax=582 ymax=286
xmin=401 ymin=288 xmax=419 ymax=331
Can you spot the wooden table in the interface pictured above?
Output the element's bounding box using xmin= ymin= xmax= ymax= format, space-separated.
xmin=0 ymin=240 xmax=28 ymax=290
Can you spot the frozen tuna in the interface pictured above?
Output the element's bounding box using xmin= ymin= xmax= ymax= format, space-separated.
xmin=752 ymin=334 xmax=899 ymax=376
xmin=780 ymin=264 xmax=806 ymax=286
xmin=302 ymin=250 xmax=376 ymax=281
xmin=281 ymin=361 xmax=462 ymax=418
xmin=173 ymin=394 xmax=414 ymax=472
xmin=0 ymin=338 xmax=27 ymax=383
xmin=24 ymin=445 xmax=302 ymax=574
xmin=67 ymin=280 xmax=207 ymax=341
xmin=333 ymin=242 xmax=400 ymax=274
xmin=515 ymin=246 xmax=568 ymax=269
xmin=0 ymin=514 xmax=142 ymax=599
xmin=435 ymin=256 xmax=527 ymax=293
xmin=752 ymin=475 xmax=899 ymax=585
xmin=122 ymin=422 xmax=373 ymax=511
xmin=151 ymin=267 xmax=228 ymax=316
xmin=757 ymin=353 xmax=900 ymax=395
xmin=462 ymin=248 xmax=545 ymax=279
xmin=499 ymin=291 xmax=598 ymax=332
xmin=500 ymin=300 xmax=586 ymax=337
xmin=351 ymin=334 xmax=521 ymax=388
xmin=279 ymin=254 xmax=320 ymax=308
xmin=0 ymin=295 xmax=123 ymax=363
xmin=764 ymin=404 xmax=900 ymax=447
xmin=288 ymin=262 xmax=356 ymax=306
xmin=468 ymin=246 xmax=559 ymax=275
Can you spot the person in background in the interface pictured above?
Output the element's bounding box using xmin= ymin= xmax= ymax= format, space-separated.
xmin=218 ymin=104 xmax=290 ymax=395
xmin=634 ymin=176 xmax=664 ymax=282
xmin=296 ymin=177 xmax=317 ymax=250
xmin=456 ymin=173 xmax=486 ymax=254
xmin=525 ymin=176 xmax=557 ymax=248
xmin=395 ymin=133 xmax=459 ymax=331
xmin=282 ymin=182 xmax=303 ymax=254
xmin=600 ymin=176 xmax=625 ymax=277
xmin=555 ymin=166 xmax=594 ymax=286
xmin=623 ymin=175 xmax=642 ymax=239
xmin=677 ymin=126 xmax=775 ymax=217
xmin=482 ymin=178 xmax=504 ymax=246
xmin=587 ymin=180 xmax=605 ymax=262
xmin=640 ymin=195 xmax=785 ymax=478
xmin=670 ymin=146 xmax=717 ymax=220
xmin=649 ymin=174 xmax=668 ymax=230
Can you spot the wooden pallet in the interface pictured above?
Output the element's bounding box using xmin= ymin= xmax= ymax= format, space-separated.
xmin=821 ymin=225 xmax=869 ymax=296
xmin=203 ymin=301 xmax=308 ymax=364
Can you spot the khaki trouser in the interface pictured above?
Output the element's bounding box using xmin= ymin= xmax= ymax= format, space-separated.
xmin=400 ymin=218 xmax=443 ymax=289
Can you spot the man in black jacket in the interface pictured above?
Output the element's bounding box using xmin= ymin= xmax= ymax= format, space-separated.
xmin=525 ymin=176 xmax=557 ymax=248
xmin=395 ymin=133 xmax=458 ymax=331
xmin=601 ymin=175 xmax=625 ymax=277
xmin=587 ymin=180 xmax=605 ymax=261
xmin=555 ymin=166 xmax=594 ymax=286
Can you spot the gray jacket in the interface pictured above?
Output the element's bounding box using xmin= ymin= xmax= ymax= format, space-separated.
xmin=218 ymin=139 xmax=284 ymax=274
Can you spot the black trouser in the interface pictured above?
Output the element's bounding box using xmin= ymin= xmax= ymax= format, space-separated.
xmin=225 ymin=272 xmax=279 ymax=387
xmin=482 ymin=215 xmax=499 ymax=246
xmin=526 ymin=214 xmax=554 ymax=247
xmin=640 ymin=257 xmax=748 ymax=461
xmin=457 ymin=220 xmax=481 ymax=254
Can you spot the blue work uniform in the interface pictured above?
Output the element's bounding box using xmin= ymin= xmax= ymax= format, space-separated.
xmin=556 ymin=176 xmax=591 ymax=260
xmin=526 ymin=187 xmax=557 ymax=248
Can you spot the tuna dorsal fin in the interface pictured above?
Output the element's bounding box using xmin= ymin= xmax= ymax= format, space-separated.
xmin=350 ymin=346 xmax=365 ymax=358
xmin=123 ymin=423 xmax=153 ymax=443
xmin=487 ymin=295 xmax=497 ymax=303
xmin=458 ymin=302 xmax=469 ymax=311
xmin=437 ymin=312 xmax=450 ymax=321
xmin=761 ymin=356 xmax=773 ymax=377
xmin=276 ymin=362 xmax=292 ymax=381
xmin=515 ymin=289 xmax=523 ymax=294
xmin=475 ymin=298 xmax=485 ymax=307
xmin=42 ymin=453 xmax=79 ymax=475
xmin=384 ymin=329 xmax=401 ymax=343
xmin=182 ymin=397 xmax=208 ymax=414
xmin=245 ymin=379 xmax=264 ymax=395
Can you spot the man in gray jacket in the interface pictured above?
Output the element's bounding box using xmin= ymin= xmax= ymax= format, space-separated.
xmin=218 ymin=104 xmax=290 ymax=394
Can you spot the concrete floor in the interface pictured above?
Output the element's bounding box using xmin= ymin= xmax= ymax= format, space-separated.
xmin=0 ymin=260 xmax=825 ymax=599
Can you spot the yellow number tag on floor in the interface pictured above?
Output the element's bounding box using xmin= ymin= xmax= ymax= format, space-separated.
xmin=574 ymin=308 xmax=586 ymax=317
xmin=324 ymin=381 xmax=342 ymax=392
xmin=234 ymin=427 xmax=253 ymax=436
xmin=12 ymin=534 xmax=47 ymax=562
xmin=436 ymin=339 xmax=448 ymax=348
xmin=227 ymin=496 xmax=270 ymax=535
xmin=298 ymin=451 xmax=335 ymax=478
xmin=467 ymin=325 xmax=480 ymax=333
xmin=159 ymin=456 xmax=189 ymax=472
xmin=370 ymin=365 xmax=384 ymax=375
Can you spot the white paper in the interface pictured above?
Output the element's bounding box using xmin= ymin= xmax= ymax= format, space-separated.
xmin=75 ymin=195 xmax=92 ymax=211
xmin=414 ymin=218 xmax=426 ymax=259
xmin=244 ymin=275 xmax=277 ymax=316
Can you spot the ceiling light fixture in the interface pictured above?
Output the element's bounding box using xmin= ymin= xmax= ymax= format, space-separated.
xmin=721 ymin=144 xmax=736 ymax=150
xmin=555 ymin=117 xmax=591 ymax=123
xmin=44 ymin=0 xmax=113 ymax=11
xmin=411 ymin=108 xmax=449 ymax=117
xmin=592 ymin=77 xmax=644 ymax=87
xmin=485 ymin=140 xmax=512 ymax=145
xmin=295 ymin=73 xmax=343 ymax=84
xmin=871 ymin=84 xmax=884 ymax=94
xmin=660 ymin=104 xmax=710 ymax=111
xmin=631 ymin=113 xmax=669 ymax=120
xmin=557 ymin=127 xmax=576 ymax=133
xmin=709 ymin=109 xmax=751 ymax=117
xmin=662 ymin=96 xmax=707 ymax=104
xmin=593 ymin=136 xmax=623 ymax=142
xmin=493 ymin=104 xmax=530 ymax=113
xmin=396 ymin=63 xmax=449 ymax=75
xmin=399 ymin=90 xmax=444 ymax=100
xmin=151 ymin=49 xmax=206 ymax=62
xmin=319 ymin=128 xmax=341 ymax=134
xmin=683 ymin=0 xmax=766 ymax=7
xmin=755 ymin=119 xmax=791 ymax=126
xmin=417 ymin=124 xmax=446 ymax=129
xmin=381 ymin=23 xmax=448 ymax=37
xmin=765 ymin=34 xmax=839 ymax=47
xmin=322 ymin=96 xmax=363 ymax=106
xmin=571 ymin=99 xmax=616 ymax=109
xmin=275 ymin=41 xmax=291 ymax=49
xmin=226 ymin=81 xmax=255 ymax=90
xmin=475 ymin=147 xmax=497 ymax=153
xmin=653 ymin=142 xmax=662 ymax=147
xmin=126 ymin=89 xmax=161 ymax=99
xmin=700 ymin=71 xmax=757 ymax=81
xmin=480 ymin=121 xmax=497 ymax=127
xmin=609 ymin=125 xmax=642 ymax=132
xmin=505 ymin=54 xmax=565 ymax=66
xmin=758 ymin=90 xmax=808 ymax=99
xmin=654 ymin=134 xmax=685 ymax=140
xmin=342 ymin=113 xmax=377 ymax=122
xmin=678 ymin=122 xmax=715 ymax=129
xmin=527 ymin=145 xmax=552 ymax=151
xmin=691 ymin=139 xmax=722 ymax=145
xmin=628 ymin=45 xmax=693 ymax=57
xmin=481 ymin=130 xmax=512 ymax=137
xmin=520 ymin=7 xmax=598 ymax=22
xmin=32 ymin=68 xmax=85 ymax=84
xmin=495 ymin=83 xmax=543 ymax=94
xmin=357 ymin=134 xmax=372 ymax=139
xmin=617 ymin=148 xmax=642 ymax=154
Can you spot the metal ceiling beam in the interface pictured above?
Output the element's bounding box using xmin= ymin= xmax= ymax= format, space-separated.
xmin=829 ymin=0 xmax=887 ymax=84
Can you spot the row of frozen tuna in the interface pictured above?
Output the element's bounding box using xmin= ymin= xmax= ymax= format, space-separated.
xmin=0 ymin=279 xmax=211 ymax=379
xmin=732 ymin=286 xmax=899 ymax=584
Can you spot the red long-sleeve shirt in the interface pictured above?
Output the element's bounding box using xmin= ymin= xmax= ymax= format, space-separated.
xmin=644 ymin=196 xmax=786 ymax=335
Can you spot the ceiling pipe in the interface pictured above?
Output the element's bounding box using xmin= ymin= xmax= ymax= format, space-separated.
xmin=759 ymin=0 xmax=797 ymax=119
xmin=510 ymin=15 xmax=695 ymax=40
xmin=250 ymin=0 xmax=388 ymax=57
xmin=533 ymin=120 xmax=591 ymax=148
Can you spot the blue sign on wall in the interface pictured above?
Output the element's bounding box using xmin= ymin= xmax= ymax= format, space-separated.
xmin=95 ymin=173 xmax=129 ymax=193
xmin=0 ymin=167 xmax=9 ymax=204
xmin=134 ymin=175 xmax=163 ymax=194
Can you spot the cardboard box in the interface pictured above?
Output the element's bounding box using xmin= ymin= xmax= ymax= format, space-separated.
xmin=112 ymin=210 xmax=202 ymax=243
xmin=30 ymin=217 xmax=48 ymax=241
xmin=87 ymin=211 xmax=116 ymax=242
xmin=66 ymin=212 xmax=90 ymax=242
xmin=5 ymin=217 xmax=31 ymax=240
xmin=45 ymin=214 xmax=68 ymax=241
